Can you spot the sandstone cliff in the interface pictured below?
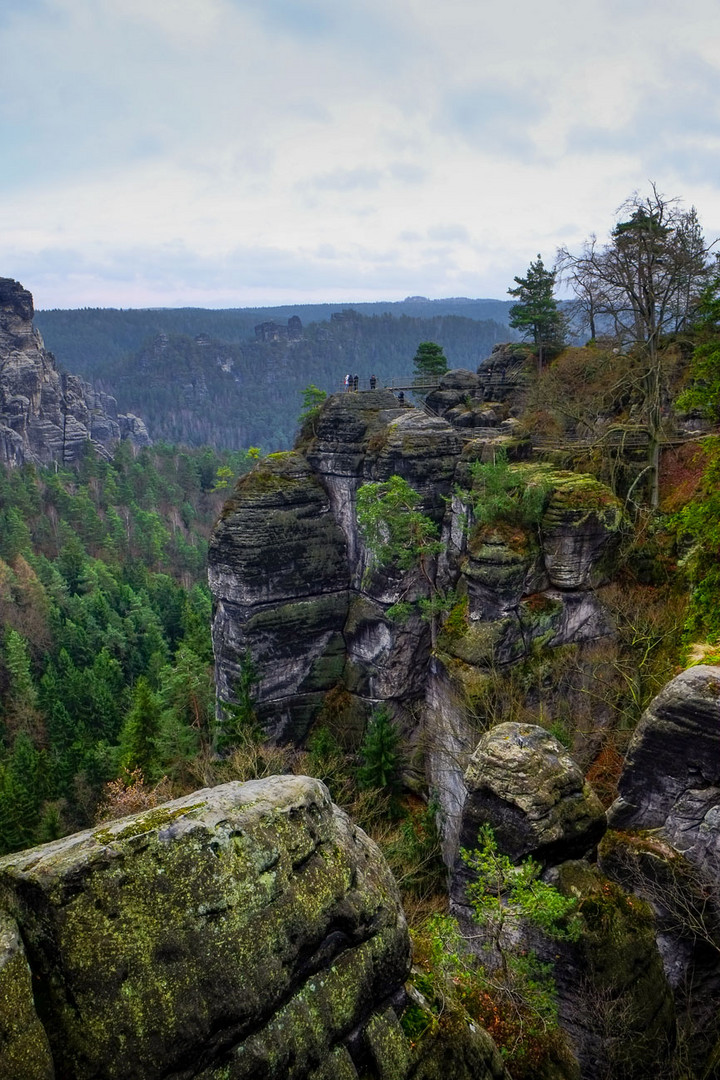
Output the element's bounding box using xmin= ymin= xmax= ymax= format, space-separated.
xmin=209 ymin=388 xmax=625 ymax=856
xmin=0 ymin=278 xmax=149 ymax=466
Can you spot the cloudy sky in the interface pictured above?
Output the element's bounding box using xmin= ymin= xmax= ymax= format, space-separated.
xmin=1 ymin=0 xmax=720 ymax=310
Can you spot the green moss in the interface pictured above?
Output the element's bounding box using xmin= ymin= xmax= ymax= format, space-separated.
xmin=364 ymin=1006 xmax=412 ymax=1078
xmin=93 ymin=802 xmax=204 ymax=845
xmin=0 ymin=918 xmax=54 ymax=1080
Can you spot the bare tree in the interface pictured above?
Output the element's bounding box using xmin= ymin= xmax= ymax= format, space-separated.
xmin=558 ymin=185 xmax=713 ymax=507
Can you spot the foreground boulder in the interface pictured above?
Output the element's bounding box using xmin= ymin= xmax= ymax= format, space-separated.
xmin=0 ymin=776 xmax=507 ymax=1080
xmin=0 ymin=777 xmax=409 ymax=1080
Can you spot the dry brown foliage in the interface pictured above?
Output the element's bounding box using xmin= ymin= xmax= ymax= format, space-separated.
xmin=94 ymin=768 xmax=173 ymax=823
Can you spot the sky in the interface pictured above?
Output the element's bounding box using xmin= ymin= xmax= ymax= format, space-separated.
xmin=1 ymin=0 xmax=720 ymax=310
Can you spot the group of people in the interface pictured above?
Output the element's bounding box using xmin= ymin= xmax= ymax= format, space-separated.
xmin=344 ymin=373 xmax=378 ymax=391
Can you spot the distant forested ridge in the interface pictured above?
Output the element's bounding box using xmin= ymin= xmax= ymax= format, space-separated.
xmin=35 ymin=302 xmax=513 ymax=449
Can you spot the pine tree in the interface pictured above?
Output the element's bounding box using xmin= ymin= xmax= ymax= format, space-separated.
xmin=508 ymin=255 xmax=564 ymax=371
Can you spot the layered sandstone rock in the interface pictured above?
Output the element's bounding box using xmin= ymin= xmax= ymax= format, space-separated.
xmin=455 ymin=722 xmax=606 ymax=870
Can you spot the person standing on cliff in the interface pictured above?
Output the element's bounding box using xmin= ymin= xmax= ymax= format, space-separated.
xmin=345 ymin=373 xmax=352 ymax=391
xmin=369 ymin=374 xmax=377 ymax=389
xmin=353 ymin=374 xmax=359 ymax=391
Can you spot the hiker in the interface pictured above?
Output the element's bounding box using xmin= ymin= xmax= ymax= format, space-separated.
xmin=353 ymin=374 xmax=359 ymax=391
xmin=369 ymin=374 xmax=377 ymax=389
xmin=345 ymin=373 xmax=352 ymax=392
xmin=397 ymin=391 xmax=405 ymax=403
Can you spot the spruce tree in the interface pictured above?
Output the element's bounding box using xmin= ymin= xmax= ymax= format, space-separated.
xmin=357 ymin=707 xmax=402 ymax=795
xmin=508 ymin=255 xmax=564 ymax=371
xmin=119 ymin=677 xmax=161 ymax=779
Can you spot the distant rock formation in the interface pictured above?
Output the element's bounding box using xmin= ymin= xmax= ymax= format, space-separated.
xmin=0 ymin=277 xmax=150 ymax=466
xmin=0 ymin=775 xmax=508 ymax=1080
xmin=254 ymin=316 xmax=303 ymax=342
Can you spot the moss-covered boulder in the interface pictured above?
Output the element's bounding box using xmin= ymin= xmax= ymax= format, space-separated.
xmin=452 ymin=722 xmax=606 ymax=892
xmin=0 ymin=776 xmax=413 ymax=1080
xmin=0 ymin=911 xmax=54 ymax=1079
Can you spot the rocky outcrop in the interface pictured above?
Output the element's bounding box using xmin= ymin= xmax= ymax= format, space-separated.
xmin=210 ymin=452 xmax=351 ymax=742
xmin=447 ymin=724 xmax=673 ymax=1080
xmin=0 ymin=278 xmax=149 ymax=466
xmin=454 ymin=722 xmax=606 ymax=877
xmin=0 ymin=775 xmax=508 ymax=1080
xmin=475 ymin=342 xmax=532 ymax=404
xmin=424 ymin=367 xmax=523 ymax=438
xmin=607 ymin=665 xmax=720 ymax=849
xmin=600 ymin=665 xmax=720 ymax=1073
xmin=211 ymin=393 xmax=464 ymax=744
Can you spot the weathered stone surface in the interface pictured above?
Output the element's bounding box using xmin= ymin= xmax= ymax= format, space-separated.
xmin=209 ymin=452 xmax=351 ymax=739
xmin=0 ymin=277 xmax=149 ymax=465
xmin=548 ymin=862 xmax=675 ymax=1080
xmin=305 ymin=390 xmax=408 ymax=477
xmin=364 ymin=411 xmax=461 ymax=518
xmin=0 ymin=911 xmax=54 ymax=1080
xmin=210 ymin=399 xmax=458 ymax=738
xmin=608 ymin=665 xmax=720 ymax=852
xmin=602 ymin=666 xmax=720 ymax=1075
xmin=0 ymin=776 xmax=412 ymax=1080
xmin=540 ymin=475 xmax=624 ymax=590
xmin=453 ymin=723 xmax=606 ymax=883
xmin=475 ymin=343 xmax=532 ymax=404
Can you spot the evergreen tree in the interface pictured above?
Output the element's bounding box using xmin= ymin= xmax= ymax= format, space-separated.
xmin=216 ymin=652 xmax=261 ymax=752
xmin=412 ymin=342 xmax=448 ymax=380
xmin=357 ymin=707 xmax=402 ymax=798
xmin=677 ymin=274 xmax=720 ymax=421
xmin=119 ymin=677 xmax=161 ymax=778
xmin=508 ymin=255 xmax=564 ymax=371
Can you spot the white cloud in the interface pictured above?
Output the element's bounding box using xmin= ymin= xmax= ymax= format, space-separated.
xmin=2 ymin=0 xmax=720 ymax=307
